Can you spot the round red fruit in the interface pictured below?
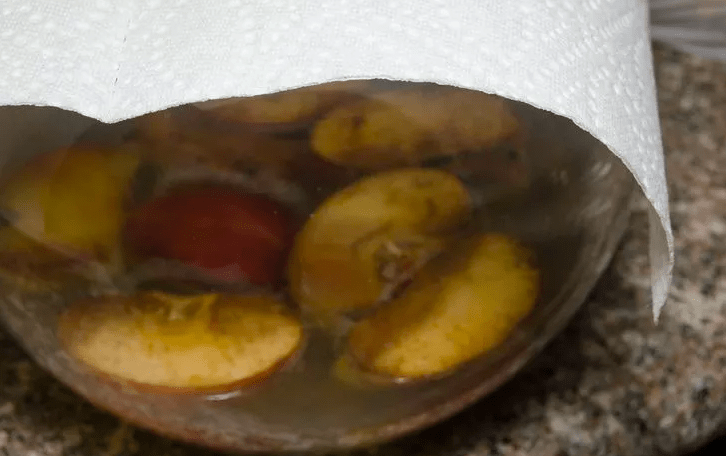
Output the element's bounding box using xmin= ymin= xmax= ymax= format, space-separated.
xmin=124 ymin=185 xmax=292 ymax=286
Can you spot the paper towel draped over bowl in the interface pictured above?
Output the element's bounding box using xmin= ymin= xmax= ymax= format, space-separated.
xmin=0 ymin=0 xmax=673 ymax=318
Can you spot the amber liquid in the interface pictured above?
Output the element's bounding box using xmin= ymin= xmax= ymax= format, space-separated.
xmin=0 ymin=85 xmax=631 ymax=445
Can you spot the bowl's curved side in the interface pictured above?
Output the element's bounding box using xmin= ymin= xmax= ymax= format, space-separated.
xmin=0 ymin=97 xmax=638 ymax=452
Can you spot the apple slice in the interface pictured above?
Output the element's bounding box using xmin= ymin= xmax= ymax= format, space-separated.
xmin=57 ymin=292 xmax=303 ymax=393
xmin=338 ymin=233 xmax=539 ymax=383
xmin=287 ymin=168 xmax=472 ymax=324
xmin=0 ymin=143 xmax=142 ymax=263
xmin=310 ymin=85 xmax=521 ymax=170
xmin=0 ymin=226 xmax=92 ymax=292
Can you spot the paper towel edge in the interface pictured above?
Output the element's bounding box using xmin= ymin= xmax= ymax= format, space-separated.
xmin=495 ymin=90 xmax=674 ymax=322
xmin=483 ymin=91 xmax=674 ymax=322
xmin=1 ymin=79 xmax=675 ymax=319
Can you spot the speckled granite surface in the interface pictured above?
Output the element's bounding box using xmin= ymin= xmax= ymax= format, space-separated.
xmin=0 ymin=44 xmax=724 ymax=456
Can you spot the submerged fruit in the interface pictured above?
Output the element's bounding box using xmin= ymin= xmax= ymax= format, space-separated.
xmin=193 ymin=80 xmax=378 ymax=128
xmin=0 ymin=226 xmax=91 ymax=291
xmin=0 ymin=144 xmax=141 ymax=262
xmin=123 ymin=185 xmax=293 ymax=287
xmin=134 ymin=107 xmax=308 ymax=174
xmin=288 ymin=168 xmax=471 ymax=323
xmin=57 ymin=292 xmax=303 ymax=392
xmin=133 ymin=108 xmax=354 ymax=211
xmin=342 ymin=233 xmax=539 ymax=382
xmin=310 ymin=84 xmax=521 ymax=170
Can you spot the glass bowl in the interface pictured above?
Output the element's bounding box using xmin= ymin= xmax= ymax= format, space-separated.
xmin=0 ymin=82 xmax=636 ymax=453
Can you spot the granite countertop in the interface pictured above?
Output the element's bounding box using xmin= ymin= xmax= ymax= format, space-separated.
xmin=0 ymin=44 xmax=725 ymax=456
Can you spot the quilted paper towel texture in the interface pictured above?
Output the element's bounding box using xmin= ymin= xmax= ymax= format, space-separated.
xmin=0 ymin=0 xmax=673 ymax=317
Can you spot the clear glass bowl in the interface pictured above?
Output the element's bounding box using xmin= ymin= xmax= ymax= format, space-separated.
xmin=0 ymin=82 xmax=636 ymax=453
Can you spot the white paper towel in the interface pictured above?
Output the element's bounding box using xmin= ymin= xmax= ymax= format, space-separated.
xmin=0 ymin=0 xmax=673 ymax=319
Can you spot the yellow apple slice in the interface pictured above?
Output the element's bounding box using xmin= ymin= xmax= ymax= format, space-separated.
xmin=340 ymin=233 xmax=539 ymax=383
xmin=287 ymin=168 xmax=472 ymax=323
xmin=58 ymin=292 xmax=304 ymax=393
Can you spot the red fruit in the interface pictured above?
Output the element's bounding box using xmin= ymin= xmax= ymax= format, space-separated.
xmin=124 ymin=185 xmax=292 ymax=286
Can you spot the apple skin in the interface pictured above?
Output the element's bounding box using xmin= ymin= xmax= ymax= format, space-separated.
xmin=123 ymin=185 xmax=294 ymax=287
